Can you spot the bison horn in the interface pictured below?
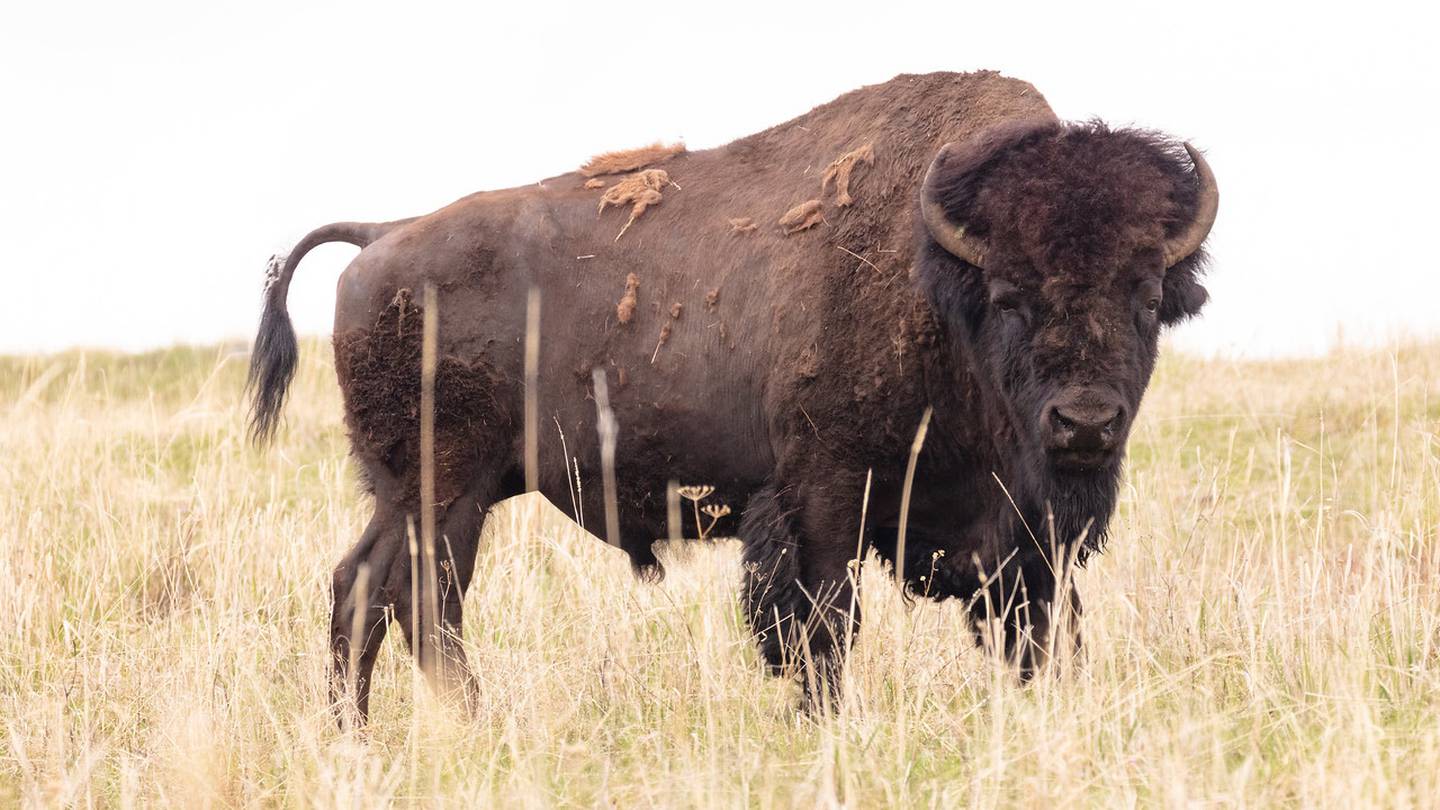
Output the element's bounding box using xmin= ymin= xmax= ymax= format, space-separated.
xmin=1162 ymin=144 xmax=1219 ymax=267
xmin=920 ymin=142 xmax=989 ymax=269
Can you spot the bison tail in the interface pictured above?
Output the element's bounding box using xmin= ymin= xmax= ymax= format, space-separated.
xmin=245 ymin=219 xmax=411 ymax=443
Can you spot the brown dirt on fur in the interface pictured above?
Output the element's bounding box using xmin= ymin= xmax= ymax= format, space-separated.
xmin=779 ymin=200 xmax=825 ymax=234
xmin=705 ymin=288 xmax=720 ymax=310
xmin=599 ymin=170 xmax=670 ymax=241
xmin=580 ymin=141 xmax=686 ymax=177
xmin=821 ymin=143 xmax=874 ymax=207
xmin=616 ymin=273 xmax=640 ymax=324
xmin=669 ymin=302 xmax=683 ymax=319
xmin=728 ymin=217 xmax=757 ymax=234
xmin=584 ymin=178 xmax=606 ymax=189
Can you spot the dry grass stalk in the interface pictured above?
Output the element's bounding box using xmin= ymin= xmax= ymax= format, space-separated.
xmin=418 ymin=284 xmax=440 ymax=681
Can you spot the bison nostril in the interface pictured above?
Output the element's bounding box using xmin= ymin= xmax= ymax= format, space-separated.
xmin=1102 ymin=407 xmax=1125 ymax=437
xmin=1047 ymin=407 xmax=1075 ymax=434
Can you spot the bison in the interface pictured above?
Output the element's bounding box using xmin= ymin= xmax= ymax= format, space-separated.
xmin=247 ymin=71 xmax=1217 ymax=717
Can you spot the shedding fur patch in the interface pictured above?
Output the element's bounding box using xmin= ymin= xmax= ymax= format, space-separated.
xmin=333 ymin=293 xmax=512 ymax=504
xmin=779 ymin=200 xmax=825 ymax=235
xmin=583 ymin=178 xmax=606 ymax=189
xmin=599 ymin=169 xmax=670 ymax=241
xmin=821 ymin=143 xmax=874 ymax=207
xmin=728 ymin=217 xmax=757 ymax=234
xmin=580 ymin=141 xmax=686 ymax=177
xmin=616 ymin=273 xmax=640 ymax=324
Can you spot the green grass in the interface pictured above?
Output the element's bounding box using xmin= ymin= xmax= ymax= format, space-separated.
xmin=1 ymin=339 xmax=1437 ymax=807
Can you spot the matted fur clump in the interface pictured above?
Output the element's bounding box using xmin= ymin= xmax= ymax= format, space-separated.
xmin=580 ymin=141 xmax=686 ymax=177
xmin=616 ymin=272 xmax=640 ymax=323
xmin=821 ymin=143 xmax=874 ymax=207
xmin=728 ymin=217 xmax=757 ymax=234
xmin=778 ymin=199 xmax=824 ymax=234
xmin=598 ymin=169 xmax=671 ymax=241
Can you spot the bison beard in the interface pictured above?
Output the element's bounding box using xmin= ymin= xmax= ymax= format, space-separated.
xmin=246 ymin=70 xmax=1216 ymax=720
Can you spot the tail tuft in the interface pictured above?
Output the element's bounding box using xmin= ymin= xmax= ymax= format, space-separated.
xmin=246 ymin=257 xmax=299 ymax=443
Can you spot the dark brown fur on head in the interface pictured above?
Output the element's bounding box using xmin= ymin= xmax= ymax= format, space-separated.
xmin=924 ymin=119 xmax=1211 ymax=324
xmin=918 ymin=120 xmax=1213 ymax=558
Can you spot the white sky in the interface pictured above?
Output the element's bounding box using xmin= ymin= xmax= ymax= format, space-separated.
xmin=2 ymin=0 xmax=1436 ymax=357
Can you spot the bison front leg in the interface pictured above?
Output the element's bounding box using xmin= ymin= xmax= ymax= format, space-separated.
xmin=967 ymin=550 xmax=1083 ymax=680
xmin=739 ymin=485 xmax=860 ymax=712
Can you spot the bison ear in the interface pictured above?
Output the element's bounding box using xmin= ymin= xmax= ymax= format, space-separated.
xmin=915 ymin=239 xmax=989 ymax=334
xmin=1159 ymin=144 xmax=1218 ymax=325
xmin=1160 ymin=253 xmax=1209 ymax=325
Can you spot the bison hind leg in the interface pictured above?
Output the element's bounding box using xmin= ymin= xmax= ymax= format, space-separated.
xmin=329 ymin=501 xmax=406 ymax=725
xmin=330 ymin=462 xmax=519 ymax=725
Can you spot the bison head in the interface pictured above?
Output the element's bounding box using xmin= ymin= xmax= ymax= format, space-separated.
xmin=916 ymin=120 xmax=1217 ymax=544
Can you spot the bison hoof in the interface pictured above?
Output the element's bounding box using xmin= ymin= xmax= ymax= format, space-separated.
xmin=633 ymin=561 xmax=666 ymax=584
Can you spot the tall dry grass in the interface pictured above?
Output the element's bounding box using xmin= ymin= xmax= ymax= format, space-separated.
xmin=1 ymin=340 xmax=1437 ymax=807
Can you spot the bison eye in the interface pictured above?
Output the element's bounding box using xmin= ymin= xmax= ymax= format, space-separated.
xmin=1145 ymin=297 xmax=1161 ymax=314
xmin=992 ymin=293 xmax=1024 ymax=314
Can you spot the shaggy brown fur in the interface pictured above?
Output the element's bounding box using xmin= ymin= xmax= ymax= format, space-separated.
xmin=821 ymin=143 xmax=874 ymax=207
xmin=583 ymin=178 xmax=606 ymax=189
xmin=778 ymin=199 xmax=824 ymax=234
xmin=331 ymin=291 xmax=513 ymax=506
xmin=247 ymin=71 xmax=1217 ymax=719
xmin=580 ymin=141 xmax=686 ymax=177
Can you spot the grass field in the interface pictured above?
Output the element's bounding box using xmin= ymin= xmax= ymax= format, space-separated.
xmin=2 ymin=339 xmax=1438 ymax=807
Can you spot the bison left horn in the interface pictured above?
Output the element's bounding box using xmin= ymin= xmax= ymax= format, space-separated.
xmin=1160 ymin=144 xmax=1219 ymax=267
xmin=920 ymin=142 xmax=989 ymax=269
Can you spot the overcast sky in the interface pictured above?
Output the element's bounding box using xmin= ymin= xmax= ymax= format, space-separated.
xmin=2 ymin=0 xmax=1435 ymax=357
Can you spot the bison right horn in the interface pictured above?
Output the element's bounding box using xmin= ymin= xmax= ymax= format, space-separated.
xmin=920 ymin=142 xmax=989 ymax=269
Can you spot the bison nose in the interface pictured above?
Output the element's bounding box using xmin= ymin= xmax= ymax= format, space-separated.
xmin=1044 ymin=398 xmax=1124 ymax=453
